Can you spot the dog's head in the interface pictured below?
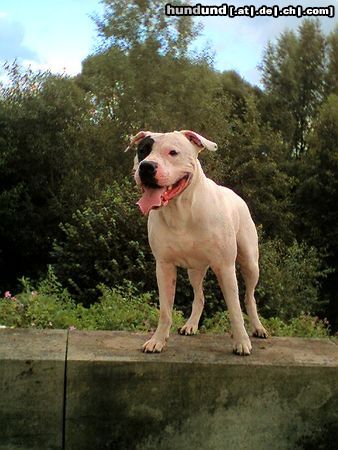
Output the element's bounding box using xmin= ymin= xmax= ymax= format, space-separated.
xmin=126 ymin=130 xmax=217 ymax=215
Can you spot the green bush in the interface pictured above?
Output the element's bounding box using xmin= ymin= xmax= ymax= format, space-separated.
xmin=261 ymin=314 xmax=331 ymax=338
xmin=0 ymin=268 xmax=332 ymax=338
xmin=202 ymin=311 xmax=331 ymax=338
xmin=52 ymin=179 xmax=155 ymax=306
xmin=0 ymin=267 xmax=184 ymax=332
xmin=257 ymin=234 xmax=329 ymax=320
xmin=0 ymin=268 xmax=79 ymax=329
xmin=78 ymin=284 xmax=185 ymax=332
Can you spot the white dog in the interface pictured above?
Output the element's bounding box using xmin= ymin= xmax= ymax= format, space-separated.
xmin=127 ymin=130 xmax=267 ymax=355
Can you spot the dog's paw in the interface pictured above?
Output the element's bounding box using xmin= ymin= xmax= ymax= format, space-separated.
xmin=179 ymin=322 xmax=198 ymax=336
xmin=142 ymin=337 xmax=166 ymax=353
xmin=232 ymin=336 xmax=252 ymax=356
xmin=252 ymin=326 xmax=268 ymax=339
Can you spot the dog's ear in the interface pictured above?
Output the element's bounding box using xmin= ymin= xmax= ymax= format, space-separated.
xmin=180 ymin=130 xmax=218 ymax=152
xmin=125 ymin=131 xmax=152 ymax=152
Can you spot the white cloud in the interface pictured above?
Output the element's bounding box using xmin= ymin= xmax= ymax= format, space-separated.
xmin=22 ymin=56 xmax=82 ymax=76
xmin=0 ymin=15 xmax=39 ymax=63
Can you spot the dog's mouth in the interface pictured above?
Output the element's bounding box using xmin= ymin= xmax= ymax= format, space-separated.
xmin=137 ymin=174 xmax=191 ymax=215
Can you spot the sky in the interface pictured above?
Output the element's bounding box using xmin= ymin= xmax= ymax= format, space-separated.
xmin=0 ymin=0 xmax=337 ymax=87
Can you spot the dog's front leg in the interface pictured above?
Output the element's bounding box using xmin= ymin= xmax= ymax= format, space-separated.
xmin=142 ymin=261 xmax=177 ymax=353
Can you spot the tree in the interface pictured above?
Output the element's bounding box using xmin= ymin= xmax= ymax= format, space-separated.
xmin=294 ymin=94 xmax=338 ymax=329
xmin=79 ymin=0 xmax=225 ymax=178
xmin=260 ymin=20 xmax=328 ymax=158
xmin=0 ymin=64 xmax=116 ymax=289
xmin=326 ymin=25 xmax=338 ymax=95
xmin=204 ymin=94 xmax=295 ymax=240
xmin=93 ymin=0 xmax=198 ymax=57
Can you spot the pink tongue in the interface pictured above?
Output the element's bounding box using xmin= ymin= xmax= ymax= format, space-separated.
xmin=137 ymin=186 xmax=166 ymax=215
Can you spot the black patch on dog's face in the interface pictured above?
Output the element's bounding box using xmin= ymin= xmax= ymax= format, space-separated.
xmin=137 ymin=136 xmax=154 ymax=162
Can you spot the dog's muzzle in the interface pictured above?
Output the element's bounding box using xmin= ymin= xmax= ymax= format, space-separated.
xmin=139 ymin=161 xmax=159 ymax=187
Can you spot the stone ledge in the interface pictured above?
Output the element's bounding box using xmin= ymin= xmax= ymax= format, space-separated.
xmin=66 ymin=330 xmax=338 ymax=366
xmin=0 ymin=328 xmax=67 ymax=361
xmin=0 ymin=329 xmax=337 ymax=450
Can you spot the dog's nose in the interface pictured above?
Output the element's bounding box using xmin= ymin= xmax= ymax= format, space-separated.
xmin=139 ymin=161 xmax=158 ymax=179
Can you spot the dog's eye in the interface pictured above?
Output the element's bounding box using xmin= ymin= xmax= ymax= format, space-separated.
xmin=169 ymin=150 xmax=179 ymax=156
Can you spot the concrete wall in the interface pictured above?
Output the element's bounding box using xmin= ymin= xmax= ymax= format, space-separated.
xmin=0 ymin=329 xmax=337 ymax=449
xmin=0 ymin=330 xmax=67 ymax=450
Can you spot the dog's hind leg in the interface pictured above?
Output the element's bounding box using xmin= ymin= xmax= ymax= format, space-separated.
xmin=236 ymin=219 xmax=268 ymax=339
xmin=213 ymin=264 xmax=252 ymax=355
xmin=179 ymin=267 xmax=207 ymax=335
xmin=237 ymin=252 xmax=268 ymax=339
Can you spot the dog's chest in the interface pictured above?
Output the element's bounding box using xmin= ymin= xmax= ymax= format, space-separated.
xmin=149 ymin=227 xmax=225 ymax=269
xmin=163 ymin=236 xmax=204 ymax=269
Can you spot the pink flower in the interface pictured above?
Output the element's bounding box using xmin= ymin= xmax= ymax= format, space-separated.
xmin=4 ymin=291 xmax=11 ymax=298
xmin=69 ymin=326 xmax=76 ymax=332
